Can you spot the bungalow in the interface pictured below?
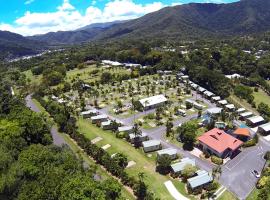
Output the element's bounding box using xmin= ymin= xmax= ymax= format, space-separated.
xmin=191 ymin=83 xmax=199 ymax=90
xmin=211 ymin=96 xmax=221 ymax=102
xmin=236 ymin=108 xmax=246 ymax=114
xmin=225 ymin=104 xmax=235 ymax=112
xmin=197 ymin=87 xmax=206 ymax=94
xmin=129 ymin=132 xmax=148 ymax=144
xmin=246 ymin=116 xmax=265 ymax=127
xmin=118 ymin=126 xmax=133 ymax=134
xmin=258 ymin=122 xmax=270 ymax=136
xmin=206 ymin=107 xmax=223 ymax=116
xmin=193 ymin=102 xmax=204 ymax=110
xmin=218 ymin=100 xmax=228 ymax=107
xmin=181 ymin=75 xmax=189 ymax=80
xmin=91 ymin=114 xmax=108 ymax=124
xmin=239 ymin=111 xmax=253 ymax=120
xmin=198 ymin=128 xmax=243 ymax=158
xmin=176 ymin=109 xmax=187 ymax=117
xmin=204 ymin=91 xmax=214 ymax=99
xmin=157 ymin=148 xmax=178 ymax=160
xmin=187 ymin=170 xmax=213 ymax=190
xmin=101 ymin=120 xmax=113 ymax=130
xmin=81 ymin=109 xmax=98 ymax=119
xmin=171 ymin=158 xmax=196 ymax=174
xmin=139 ymin=95 xmax=167 ymax=110
xmin=142 ymin=140 xmax=162 ymax=153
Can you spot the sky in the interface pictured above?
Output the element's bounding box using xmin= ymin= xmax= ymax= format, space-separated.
xmin=0 ymin=0 xmax=238 ymax=36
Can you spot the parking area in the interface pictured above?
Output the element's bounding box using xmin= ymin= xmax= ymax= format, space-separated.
xmin=220 ymin=142 xmax=267 ymax=200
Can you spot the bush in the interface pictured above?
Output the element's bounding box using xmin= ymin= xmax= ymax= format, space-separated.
xmin=211 ymin=156 xmax=223 ymax=165
xmin=243 ymin=135 xmax=258 ymax=147
xmin=264 ymin=151 xmax=270 ymax=160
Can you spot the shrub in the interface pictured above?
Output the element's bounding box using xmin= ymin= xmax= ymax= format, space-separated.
xmin=211 ymin=156 xmax=223 ymax=165
xmin=264 ymin=151 xmax=270 ymax=160
xmin=243 ymin=135 xmax=258 ymax=147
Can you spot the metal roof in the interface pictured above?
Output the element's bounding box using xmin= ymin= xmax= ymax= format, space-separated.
xmin=259 ymin=122 xmax=270 ymax=132
xmin=218 ymin=100 xmax=228 ymax=105
xmin=81 ymin=109 xmax=97 ymax=115
xmin=247 ymin=116 xmax=264 ymax=124
xmin=129 ymin=132 xmax=148 ymax=139
xmin=91 ymin=114 xmax=107 ymax=120
xmin=171 ymin=158 xmax=195 ymax=173
xmin=211 ymin=96 xmax=221 ymax=101
xmin=225 ymin=104 xmax=235 ymax=109
xmin=118 ymin=126 xmax=133 ymax=132
xmin=206 ymin=107 xmax=222 ymax=114
xmin=157 ymin=148 xmax=177 ymax=156
xmin=240 ymin=112 xmax=253 ymax=117
xmin=236 ymin=108 xmax=246 ymax=113
xmin=142 ymin=140 xmax=161 ymax=148
xmin=139 ymin=95 xmax=167 ymax=107
xmin=187 ymin=170 xmax=213 ymax=189
xmin=101 ymin=120 xmax=111 ymax=126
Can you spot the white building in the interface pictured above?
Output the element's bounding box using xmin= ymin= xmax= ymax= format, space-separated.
xmin=142 ymin=140 xmax=162 ymax=152
xmin=118 ymin=126 xmax=133 ymax=134
xmin=240 ymin=111 xmax=253 ymax=119
xmin=246 ymin=116 xmax=264 ymax=127
xmin=157 ymin=148 xmax=178 ymax=160
xmin=81 ymin=109 xmax=98 ymax=118
xmin=91 ymin=114 xmax=108 ymax=124
xmin=139 ymin=95 xmax=167 ymax=110
xmin=171 ymin=158 xmax=196 ymax=174
xmin=258 ymin=122 xmax=270 ymax=135
xmin=129 ymin=132 xmax=148 ymax=143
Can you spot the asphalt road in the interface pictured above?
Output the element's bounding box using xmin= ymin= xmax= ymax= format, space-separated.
xmin=220 ymin=138 xmax=269 ymax=200
xmin=25 ymin=94 xmax=68 ymax=147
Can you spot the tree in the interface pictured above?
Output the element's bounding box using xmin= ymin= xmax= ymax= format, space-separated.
xmin=156 ymin=154 xmax=171 ymax=174
xmin=100 ymin=72 xmax=112 ymax=84
xmin=166 ymin=120 xmax=174 ymax=137
xmin=181 ymin=164 xmax=197 ymax=181
xmin=112 ymin=153 xmax=128 ymax=169
xmin=177 ymin=121 xmax=197 ymax=150
xmin=132 ymin=123 xmax=142 ymax=148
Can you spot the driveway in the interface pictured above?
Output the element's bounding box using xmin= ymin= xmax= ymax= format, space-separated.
xmin=220 ymin=139 xmax=269 ymax=200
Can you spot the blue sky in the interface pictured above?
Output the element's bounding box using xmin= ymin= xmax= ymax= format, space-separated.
xmin=0 ymin=0 xmax=238 ymax=36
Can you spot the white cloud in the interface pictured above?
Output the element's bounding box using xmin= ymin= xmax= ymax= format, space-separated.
xmin=25 ymin=0 xmax=35 ymax=5
xmin=0 ymin=0 xmax=165 ymax=36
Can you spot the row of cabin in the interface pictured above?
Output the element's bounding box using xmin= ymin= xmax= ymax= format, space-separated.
xmin=185 ymin=99 xmax=204 ymax=110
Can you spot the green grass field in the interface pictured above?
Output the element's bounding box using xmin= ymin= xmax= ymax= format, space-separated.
xmin=253 ymin=88 xmax=270 ymax=107
xmin=218 ymin=190 xmax=238 ymax=200
xmin=77 ymin=118 xmax=194 ymax=200
xmin=246 ymin=188 xmax=259 ymax=200
xmin=23 ymin=70 xmax=42 ymax=84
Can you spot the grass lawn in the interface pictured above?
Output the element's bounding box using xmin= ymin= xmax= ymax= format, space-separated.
xmin=253 ymin=88 xmax=270 ymax=107
xmin=77 ymin=118 xmax=195 ymax=200
xmin=23 ymin=70 xmax=42 ymax=84
xmin=218 ymin=190 xmax=238 ymax=200
xmin=246 ymin=188 xmax=259 ymax=200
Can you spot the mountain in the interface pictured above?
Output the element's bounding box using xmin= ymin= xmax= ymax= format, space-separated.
xmin=0 ymin=31 xmax=46 ymax=60
xmin=92 ymin=0 xmax=270 ymax=41
xmin=28 ymin=21 xmax=127 ymax=45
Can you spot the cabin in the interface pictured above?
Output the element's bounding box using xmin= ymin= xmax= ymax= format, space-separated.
xmin=157 ymin=148 xmax=178 ymax=160
xmin=258 ymin=122 xmax=270 ymax=136
xmin=236 ymin=108 xmax=246 ymax=114
xmin=142 ymin=140 xmax=162 ymax=153
xmin=239 ymin=111 xmax=253 ymax=120
xmin=171 ymin=158 xmax=196 ymax=174
xmin=91 ymin=114 xmax=108 ymax=124
xmin=197 ymin=87 xmax=206 ymax=94
xmin=81 ymin=109 xmax=98 ymax=119
xmin=198 ymin=128 xmax=243 ymax=158
xmin=203 ymin=91 xmax=214 ymax=99
xmin=139 ymin=95 xmax=167 ymax=110
xmin=225 ymin=104 xmax=235 ymax=112
xmin=206 ymin=107 xmax=223 ymax=117
xmin=211 ymin=96 xmax=221 ymax=103
xmin=118 ymin=126 xmax=133 ymax=134
xmin=176 ymin=109 xmax=187 ymax=117
xmin=218 ymin=100 xmax=228 ymax=107
xmin=129 ymin=132 xmax=148 ymax=143
xmin=193 ymin=102 xmax=204 ymax=110
xmin=187 ymin=170 xmax=213 ymax=190
xmin=101 ymin=120 xmax=113 ymax=130
xmin=246 ymin=116 xmax=265 ymax=127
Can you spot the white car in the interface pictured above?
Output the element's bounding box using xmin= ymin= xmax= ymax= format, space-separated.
xmin=252 ymin=170 xmax=260 ymax=178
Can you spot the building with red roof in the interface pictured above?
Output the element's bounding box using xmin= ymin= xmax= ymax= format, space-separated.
xmin=198 ymin=128 xmax=243 ymax=158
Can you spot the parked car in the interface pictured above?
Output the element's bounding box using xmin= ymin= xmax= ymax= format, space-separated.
xmin=252 ymin=170 xmax=260 ymax=178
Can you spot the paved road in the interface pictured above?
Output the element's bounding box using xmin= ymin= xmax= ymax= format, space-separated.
xmin=220 ymin=138 xmax=269 ymax=200
xmin=25 ymin=94 xmax=68 ymax=147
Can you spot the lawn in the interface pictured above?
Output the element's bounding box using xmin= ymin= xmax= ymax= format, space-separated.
xmin=246 ymin=188 xmax=259 ymax=200
xmin=253 ymin=88 xmax=270 ymax=107
xmin=77 ymin=118 xmax=194 ymax=200
xmin=228 ymin=95 xmax=259 ymax=115
xmin=218 ymin=190 xmax=238 ymax=200
xmin=23 ymin=70 xmax=42 ymax=84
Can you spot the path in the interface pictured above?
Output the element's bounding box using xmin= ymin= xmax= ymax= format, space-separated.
xmin=164 ymin=181 xmax=189 ymax=200
xmin=25 ymin=94 xmax=68 ymax=147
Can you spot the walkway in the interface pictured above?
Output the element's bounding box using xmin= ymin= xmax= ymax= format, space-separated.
xmin=164 ymin=181 xmax=189 ymax=200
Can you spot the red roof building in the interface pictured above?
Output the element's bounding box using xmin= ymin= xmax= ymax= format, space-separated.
xmin=198 ymin=128 xmax=243 ymax=158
